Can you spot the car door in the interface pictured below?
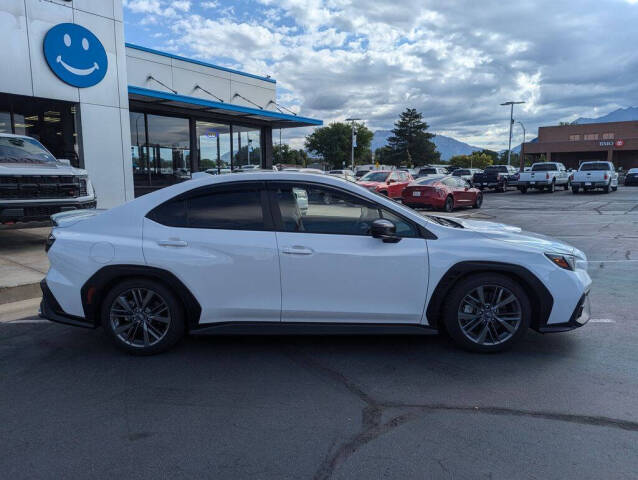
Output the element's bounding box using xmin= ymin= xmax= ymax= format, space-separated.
xmin=441 ymin=177 xmax=464 ymax=204
xmin=142 ymin=182 xmax=282 ymax=324
xmin=387 ymin=171 xmax=401 ymax=197
xmin=456 ymin=178 xmax=473 ymax=203
xmin=269 ymin=181 xmax=429 ymax=324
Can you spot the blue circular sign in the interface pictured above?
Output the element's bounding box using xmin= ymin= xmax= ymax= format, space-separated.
xmin=43 ymin=23 xmax=107 ymax=88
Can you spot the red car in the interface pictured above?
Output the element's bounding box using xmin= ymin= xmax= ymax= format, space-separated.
xmin=357 ymin=170 xmax=413 ymax=199
xmin=402 ymin=176 xmax=483 ymax=212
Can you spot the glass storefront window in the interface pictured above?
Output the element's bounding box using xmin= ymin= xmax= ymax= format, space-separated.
xmin=234 ymin=125 xmax=261 ymax=169
xmin=196 ymin=121 xmax=231 ymax=173
xmin=0 ymin=93 xmax=79 ymax=166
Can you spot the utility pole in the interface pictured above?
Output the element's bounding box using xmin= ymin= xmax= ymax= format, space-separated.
xmin=501 ymin=101 xmax=525 ymax=166
xmin=345 ymin=118 xmax=360 ymax=171
xmin=517 ymin=121 xmax=526 ymax=171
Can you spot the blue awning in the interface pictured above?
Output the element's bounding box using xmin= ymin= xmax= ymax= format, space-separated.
xmin=128 ymin=86 xmax=322 ymax=129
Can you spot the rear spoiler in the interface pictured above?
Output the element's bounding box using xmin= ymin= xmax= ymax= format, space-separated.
xmin=51 ymin=209 xmax=106 ymax=227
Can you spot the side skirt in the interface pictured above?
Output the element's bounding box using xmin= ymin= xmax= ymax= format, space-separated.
xmin=190 ymin=322 xmax=439 ymax=336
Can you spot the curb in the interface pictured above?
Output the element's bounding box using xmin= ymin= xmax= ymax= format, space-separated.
xmin=0 ymin=282 xmax=42 ymax=305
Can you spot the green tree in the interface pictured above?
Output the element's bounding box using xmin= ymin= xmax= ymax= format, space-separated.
xmin=273 ymin=143 xmax=309 ymax=166
xmin=449 ymin=151 xmax=494 ymax=169
xmin=386 ymin=108 xmax=440 ymax=167
xmin=305 ymin=122 xmax=373 ymax=169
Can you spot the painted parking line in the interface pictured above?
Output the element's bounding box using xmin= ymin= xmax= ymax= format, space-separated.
xmin=589 ymin=319 xmax=617 ymax=323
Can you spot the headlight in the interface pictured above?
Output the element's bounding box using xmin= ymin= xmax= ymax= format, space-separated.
xmin=545 ymin=253 xmax=576 ymax=271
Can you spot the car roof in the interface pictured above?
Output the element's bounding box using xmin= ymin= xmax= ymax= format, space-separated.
xmin=0 ymin=133 xmax=35 ymax=139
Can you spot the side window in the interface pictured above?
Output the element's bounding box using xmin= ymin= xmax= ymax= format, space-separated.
xmin=147 ymin=187 xmax=265 ymax=230
xmin=188 ymin=189 xmax=264 ymax=230
xmin=389 ymin=172 xmax=399 ymax=182
xmin=273 ymin=184 xmax=417 ymax=237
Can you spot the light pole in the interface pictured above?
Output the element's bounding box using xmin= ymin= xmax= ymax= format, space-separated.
xmin=345 ymin=117 xmax=360 ymax=171
xmin=501 ymin=101 xmax=525 ymax=166
xmin=516 ymin=121 xmax=526 ymax=171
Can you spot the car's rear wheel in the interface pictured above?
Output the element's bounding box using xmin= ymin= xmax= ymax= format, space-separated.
xmin=603 ymin=184 xmax=610 ymax=193
xmin=472 ymin=193 xmax=483 ymax=209
xmin=564 ymin=181 xmax=570 ymax=190
xmin=572 ymin=186 xmax=579 ymax=194
xmin=442 ymin=273 xmax=531 ymax=353
xmin=101 ymin=278 xmax=185 ymax=355
xmin=548 ymin=180 xmax=555 ymax=193
xmin=611 ymin=185 xmax=618 ymax=192
xmin=443 ymin=195 xmax=454 ymax=212
xmin=519 ymin=186 xmax=527 ymax=194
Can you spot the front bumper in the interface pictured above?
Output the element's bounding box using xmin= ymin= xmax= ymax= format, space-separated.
xmin=39 ymin=280 xmax=95 ymax=329
xmin=1 ymin=199 xmax=96 ymax=223
xmin=538 ymin=292 xmax=591 ymax=333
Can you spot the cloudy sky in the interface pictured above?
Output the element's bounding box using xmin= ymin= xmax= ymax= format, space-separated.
xmin=123 ymin=0 xmax=638 ymax=150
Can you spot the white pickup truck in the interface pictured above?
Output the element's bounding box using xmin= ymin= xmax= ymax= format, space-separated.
xmin=517 ymin=162 xmax=570 ymax=193
xmin=0 ymin=134 xmax=96 ymax=224
xmin=571 ymin=161 xmax=618 ymax=194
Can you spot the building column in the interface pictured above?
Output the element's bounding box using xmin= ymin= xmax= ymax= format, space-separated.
xmin=261 ymin=126 xmax=273 ymax=169
xmin=607 ymin=149 xmax=613 ymax=164
xmin=546 ymin=151 xmax=552 ymax=162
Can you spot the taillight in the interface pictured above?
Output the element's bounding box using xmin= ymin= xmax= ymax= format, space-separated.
xmin=45 ymin=233 xmax=56 ymax=253
xmin=604 ymin=173 xmax=608 ymax=180
xmin=546 ymin=173 xmax=550 ymax=179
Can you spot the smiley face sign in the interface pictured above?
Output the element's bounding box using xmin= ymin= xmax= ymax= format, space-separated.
xmin=43 ymin=23 xmax=107 ymax=88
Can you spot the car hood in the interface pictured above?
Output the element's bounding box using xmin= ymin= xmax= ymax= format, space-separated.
xmin=437 ymin=216 xmax=582 ymax=257
xmin=0 ymin=162 xmax=87 ymax=176
xmin=357 ymin=181 xmax=384 ymax=188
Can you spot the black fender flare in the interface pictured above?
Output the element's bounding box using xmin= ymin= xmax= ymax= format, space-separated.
xmin=426 ymin=261 xmax=554 ymax=331
xmin=81 ymin=265 xmax=202 ymax=329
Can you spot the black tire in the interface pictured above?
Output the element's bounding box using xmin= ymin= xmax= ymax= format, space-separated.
xmin=611 ymin=185 xmax=618 ymax=192
xmin=603 ymin=184 xmax=610 ymax=193
xmin=563 ymin=181 xmax=570 ymax=190
xmin=572 ymin=186 xmax=579 ymax=194
xmin=548 ymin=180 xmax=555 ymax=193
xmin=472 ymin=193 xmax=483 ymax=209
xmin=379 ymin=190 xmax=388 ymax=196
xmin=442 ymin=273 xmax=531 ymax=353
xmin=519 ymin=186 xmax=527 ymax=194
xmin=443 ymin=195 xmax=454 ymax=212
xmin=101 ymin=278 xmax=185 ymax=355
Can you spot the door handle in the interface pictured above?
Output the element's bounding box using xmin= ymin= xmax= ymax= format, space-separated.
xmin=157 ymin=239 xmax=188 ymax=247
xmin=281 ymin=246 xmax=314 ymax=255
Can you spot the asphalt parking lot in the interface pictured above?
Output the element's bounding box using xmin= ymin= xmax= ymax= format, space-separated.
xmin=1 ymin=186 xmax=637 ymax=479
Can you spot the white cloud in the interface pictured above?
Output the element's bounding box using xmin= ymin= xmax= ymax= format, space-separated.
xmin=123 ymin=0 xmax=638 ymax=149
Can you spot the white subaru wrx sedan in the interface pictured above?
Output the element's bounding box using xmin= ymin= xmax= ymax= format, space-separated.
xmin=41 ymin=172 xmax=591 ymax=355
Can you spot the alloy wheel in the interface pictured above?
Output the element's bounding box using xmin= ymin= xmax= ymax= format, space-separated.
xmin=109 ymin=288 xmax=171 ymax=348
xmin=457 ymin=284 xmax=522 ymax=346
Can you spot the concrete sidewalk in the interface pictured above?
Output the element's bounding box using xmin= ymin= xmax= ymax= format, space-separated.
xmin=0 ymin=226 xmax=50 ymax=304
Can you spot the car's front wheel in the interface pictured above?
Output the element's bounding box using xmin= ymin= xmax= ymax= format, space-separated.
xmin=442 ymin=273 xmax=531 ymax=353
xmin=101 ymin=278 xmax=185 ymax=355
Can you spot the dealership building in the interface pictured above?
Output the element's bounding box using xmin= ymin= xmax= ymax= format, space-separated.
xmin=0 ymin=0 xmax=321 ymax=207
xmin=523 ymin=121 xmax=638 ymax=171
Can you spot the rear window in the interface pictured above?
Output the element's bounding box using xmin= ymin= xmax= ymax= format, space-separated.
xmin=580 ymin=162 xmax=611 ymax=171
xmin=532 ymin=164 xmax=558 ymax=171
xmin=453 ymin=169 xmax=470 ymax=175
xmin=415 ymin=176 xmax=444 ymax=185
xmin=418 ymin=168 xmax=437 ymax=174
xmin=484 ymin=166 xmax=507 ymax=173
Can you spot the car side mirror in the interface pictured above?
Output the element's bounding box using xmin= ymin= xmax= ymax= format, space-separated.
xmin=371 ymin=219 xmax=401 ymax=243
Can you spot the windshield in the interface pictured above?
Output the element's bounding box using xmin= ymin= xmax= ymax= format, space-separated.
xmin=532 ymin=164 xmax=558 ymax=171
xmin=0 ymin=136 xmax=56 ymax=164
xmin=580 ymin=162 xmax=611 ymax=171
xmin=418 ymin=168 xmax=437 ymax=174
xmin=360 ymin=171 xmax=390 ymax=182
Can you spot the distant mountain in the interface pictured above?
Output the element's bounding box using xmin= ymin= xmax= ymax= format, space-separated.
xmin=372 ymin=130 xmax=484 ymax=161
xmin=573 ymin=106 xmax=638 ymax=124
